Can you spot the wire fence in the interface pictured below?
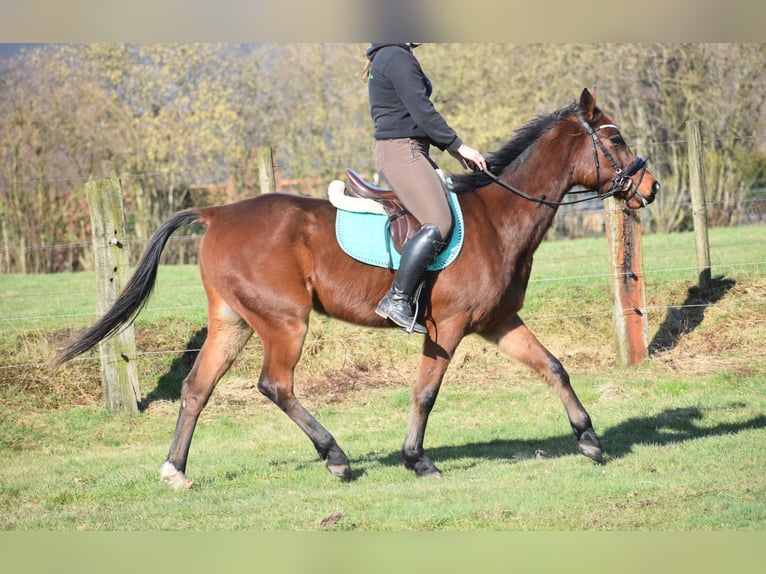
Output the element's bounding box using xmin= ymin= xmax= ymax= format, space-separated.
xmin=1 ymin=213 xmax=764 ymax=373
xmin=3 ymin=193 xmax=766 ymax=268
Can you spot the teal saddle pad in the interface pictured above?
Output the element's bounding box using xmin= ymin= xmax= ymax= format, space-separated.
xmin=334 ymin=191 xmax=464 ymax=270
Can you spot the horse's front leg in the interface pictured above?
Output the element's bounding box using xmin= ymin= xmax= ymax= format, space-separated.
xmin=402 ymin=321 xmax=465 ymax=477
xmin=482 ymin=315 xmax=604 ymax=463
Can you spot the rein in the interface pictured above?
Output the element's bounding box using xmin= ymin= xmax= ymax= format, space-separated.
xmin=479 ymin=111 xmax=649 ymax=209
xmin=479 ymin=169 xmax=610 ymax=209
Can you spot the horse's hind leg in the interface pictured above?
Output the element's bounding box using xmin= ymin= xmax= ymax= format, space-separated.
xmin=256 ymin=320 xmax=351 ymax=480
xmin=160 ymin=307 xmax=253 ymax=489
xmin=483 ymin=315 xmax=604 ymax=463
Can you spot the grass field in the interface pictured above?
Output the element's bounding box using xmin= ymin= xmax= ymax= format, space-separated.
xmin=0 ymin=226 xmax=764 ymax=532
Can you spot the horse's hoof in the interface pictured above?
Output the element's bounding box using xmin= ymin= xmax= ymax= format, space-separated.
xmin=578 ymin=443 xmax=605 ymax=465
xmin=410 ymin=459 xmax=442 ymax=478
xmin=327 ymin=463 xmax=352 ymax=481
xmin=160 ymin=461 xmax=193 ymax=489
xmin=576 ymin=428 xmax=605 ymax=465
xmin=416 ymin=468 xmax=442 ymax=479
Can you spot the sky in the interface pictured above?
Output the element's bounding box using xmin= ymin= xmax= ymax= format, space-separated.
xmin=0 ymin=43 xmax=44 ymax=59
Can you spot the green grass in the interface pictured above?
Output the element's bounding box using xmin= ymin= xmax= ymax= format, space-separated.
xmin=0 ymin=264 xmax=208 ymax=333
xmin=0 ymin=226 xmax=764 ymax=530
xmin=1 ymin=373 xmax=763 ymax=531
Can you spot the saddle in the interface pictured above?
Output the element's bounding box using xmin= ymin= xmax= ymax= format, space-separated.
xmin=342 ymin=168 xmax=430 ymax=254
xmin=330 ymin=169 xmax=464 ymax=271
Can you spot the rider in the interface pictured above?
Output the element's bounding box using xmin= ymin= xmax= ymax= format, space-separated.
xmin=364 ymin=43 xmax=487 ymax=334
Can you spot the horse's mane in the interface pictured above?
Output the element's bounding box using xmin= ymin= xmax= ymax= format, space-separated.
xmin=451 ymin=102 xmax=578 ymax=194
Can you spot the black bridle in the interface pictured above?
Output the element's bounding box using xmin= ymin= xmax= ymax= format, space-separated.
xmin=478 ymin=111 xmax=650 ymax=209
xmin=574 ymin=110 xmax=649 ymax=206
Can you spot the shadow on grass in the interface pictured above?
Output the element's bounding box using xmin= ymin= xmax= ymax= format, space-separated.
xmin=649 ymin=275 xmax=736 ymax=355
xmin=139 ymin=327 xmax=207 ymax=411
xmin=372 ymin=404 xmax=766 ymax=470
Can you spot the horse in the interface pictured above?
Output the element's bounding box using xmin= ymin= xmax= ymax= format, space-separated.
xmin=56 ymin=89 xmax=660 ymax=488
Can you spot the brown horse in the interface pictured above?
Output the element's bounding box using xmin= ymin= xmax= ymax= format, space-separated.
xmin=57 ymin=89 xmax=659 ymax=488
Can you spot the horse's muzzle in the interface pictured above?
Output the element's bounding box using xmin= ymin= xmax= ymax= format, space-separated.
xmin=629 ymin=179 xmax=660 ymax=208
xmin=648 ymin=180 xmax=661 ymax=202
xmin=622 ymin=160 xmax=660 ymax=209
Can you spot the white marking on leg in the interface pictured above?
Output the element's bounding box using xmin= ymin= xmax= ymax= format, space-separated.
xmin=160 ymin=461 xmax=193 ymax=489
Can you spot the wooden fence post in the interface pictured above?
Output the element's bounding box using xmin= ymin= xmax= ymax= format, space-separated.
xmin=686 ymin=120 xmax=712 ymax=291
xmin=604 ymin=197 xmax=649 ymax=366
xmin=84 ymin=178 xmax=140 ymax=412
xmin=257 ymin=147 xmax=276 ymax=193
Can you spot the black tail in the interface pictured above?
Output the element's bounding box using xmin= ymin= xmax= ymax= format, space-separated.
xmin=55 ymin=209 xmax=202 ymax=366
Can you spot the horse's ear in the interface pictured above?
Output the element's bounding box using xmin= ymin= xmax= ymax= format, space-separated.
xmin=579 ymin=88 xmax=596 ymax=121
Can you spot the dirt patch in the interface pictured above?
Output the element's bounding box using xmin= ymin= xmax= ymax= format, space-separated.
xmin=299 ymin=358 xmax=406 ymax=403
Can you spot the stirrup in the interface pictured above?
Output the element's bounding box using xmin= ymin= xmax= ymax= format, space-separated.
xmin=405 ymin=282 xmax=426 ymax=334
xmin=375 ymin=283 xmax=427 ymax=334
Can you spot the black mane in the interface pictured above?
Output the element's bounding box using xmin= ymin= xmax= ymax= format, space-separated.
xmin=451 ymin=103 xmax=577 ymax=194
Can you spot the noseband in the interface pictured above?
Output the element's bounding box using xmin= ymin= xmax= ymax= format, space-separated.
xmin=574 ymin=110 xmax=649 ymax=205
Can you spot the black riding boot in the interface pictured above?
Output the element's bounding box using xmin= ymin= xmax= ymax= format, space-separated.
xmin=376 ymin=224 xmax=445 ymax=334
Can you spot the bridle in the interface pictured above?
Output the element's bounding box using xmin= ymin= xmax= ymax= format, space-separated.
xmin=478 ymin=110 xmax=651 ymax=209
xmin=574 ymin=109 xmax=649 ymax=206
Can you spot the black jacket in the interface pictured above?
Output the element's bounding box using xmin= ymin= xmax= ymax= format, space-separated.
xmin=366 ymin=43 xmax=462 ymax=152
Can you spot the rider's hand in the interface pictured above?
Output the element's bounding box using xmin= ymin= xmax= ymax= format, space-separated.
xmin=451 ymin=144 xmax=487 ymax=172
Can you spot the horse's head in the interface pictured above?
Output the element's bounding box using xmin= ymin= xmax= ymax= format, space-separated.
xmin=573 ymin=88 xmax=660 ymax=209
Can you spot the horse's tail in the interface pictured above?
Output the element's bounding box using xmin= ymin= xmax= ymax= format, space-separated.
xmin=54 ymin=208 xmax=203 ymax=367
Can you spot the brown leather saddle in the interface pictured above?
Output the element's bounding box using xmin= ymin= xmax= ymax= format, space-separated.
xmin=343 ymin=168 xmax=420 ymax=254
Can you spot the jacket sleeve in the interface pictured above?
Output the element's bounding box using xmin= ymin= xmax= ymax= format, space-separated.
xmin=386 ymin=51 xmax=463 ymax=152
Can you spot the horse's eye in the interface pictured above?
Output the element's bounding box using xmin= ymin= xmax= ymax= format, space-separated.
xmin=610 ymin=135 xmax=625 ymax=146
